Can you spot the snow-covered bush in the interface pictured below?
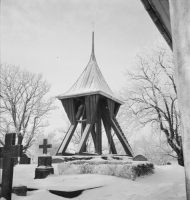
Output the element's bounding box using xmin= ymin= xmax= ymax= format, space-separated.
xmin=58 ymin=162 xmax=72 ymax=175
xmin=117 ymin=165 xmax=133 ymax=179
xmin=133 ymin=163 xmax=154 ymax=177
xmin=79 ymin=163 xmax=93 ymax=174
xmin=57 ymin=161 xmax=154 ymax=181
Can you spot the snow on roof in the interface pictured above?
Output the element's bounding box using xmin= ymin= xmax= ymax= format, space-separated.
xmin=57 ymin=32 xmax=124 ymax=105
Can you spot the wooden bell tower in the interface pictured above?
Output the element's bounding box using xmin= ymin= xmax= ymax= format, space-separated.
xmin=56 ymin=32 xmax=133 ymax=157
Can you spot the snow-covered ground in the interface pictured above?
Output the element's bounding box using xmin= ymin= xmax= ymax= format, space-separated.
xmin=6 ymin=163 xmax=186 ymax=200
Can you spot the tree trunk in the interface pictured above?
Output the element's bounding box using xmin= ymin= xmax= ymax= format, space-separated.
xmin=169 ymin=0 xmax=190 ymax=198
xmin=177 ymin=150 xmax=184 ymax=167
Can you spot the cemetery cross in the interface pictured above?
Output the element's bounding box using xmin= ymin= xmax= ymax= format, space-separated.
xmin=39 ymin=139 xmax=52 ymax=154
xmin=0 ymin=133 xmax=22 ymax=200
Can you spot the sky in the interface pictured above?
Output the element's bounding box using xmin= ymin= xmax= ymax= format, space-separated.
xmin=1 ymin=0 xmax=163 ymax=133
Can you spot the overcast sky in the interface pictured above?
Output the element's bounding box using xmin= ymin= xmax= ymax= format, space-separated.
xmin=1 ymin=0 xmax=162 ymax=133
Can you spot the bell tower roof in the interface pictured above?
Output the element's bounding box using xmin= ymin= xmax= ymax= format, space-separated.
xmin=57 ymin=32 xmax=124 ymax=105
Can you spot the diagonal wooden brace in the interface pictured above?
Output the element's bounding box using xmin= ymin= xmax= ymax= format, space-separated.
xmin=101 ymin=105 xmax=133 ymax=157
xmin=110 ymin=118 xmax=133 ymax=157
xmin=57 ymin=105 xmax=84 ymax=155
xmin=102 ymin=116 xmax=117 ymax=154
xmin=76 ymin=102 xmax=99 ymax=154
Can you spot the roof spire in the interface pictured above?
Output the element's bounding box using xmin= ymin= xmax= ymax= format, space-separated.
xmin=91 ymin=22 xmax=95 ymax=60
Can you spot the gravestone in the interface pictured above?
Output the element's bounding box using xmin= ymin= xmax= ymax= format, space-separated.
xmin=19 ymin=153 xmax=31 ymax=164
xmin=39 ymin=139 xmax=52 ymax=154
xmin=0 ymin=133 xmax=23 ymax=200
xmin=133 ymin=154 xmax=148 ymax=161
xmin=35 ymin=139 xmax=54 ymax=179
xmin=12 ymin=186 xmax=27 ymax=196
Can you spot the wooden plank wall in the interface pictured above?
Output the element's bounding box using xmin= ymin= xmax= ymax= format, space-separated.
xmin=114 ymin=103 xmax=121 ymax=116
xmin=76 ymin=96 xmax=99 ymax=153
xmin=85 ymin=95 xmax=99 ymax=123
xmin=61 ymin=99 xmax=76 ymax=124
xmin=107 ymin=99 xmax=115 ymax=117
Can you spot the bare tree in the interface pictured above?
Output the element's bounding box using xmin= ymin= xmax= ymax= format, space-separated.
xmin=120 ymin=41 xmax=183 ymax=165
xmin=132 ymin=132 xmax=177 ymax=165
xmin=0 ymin=64 xmax=56 ymax=153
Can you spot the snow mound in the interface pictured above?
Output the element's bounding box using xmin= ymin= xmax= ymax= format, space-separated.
xmin=11 ymin=163 xmax=186 ymax=200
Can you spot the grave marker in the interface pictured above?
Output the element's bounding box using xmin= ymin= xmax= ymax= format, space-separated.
xmin=39 ymin=139 xmax=52 ymax=154
xmin=19 ymin=153 xmax=31 ymax=164
xmin=133 ymin=154 xmax=148 ymax=161
xmin=35 ymin=138 xmax=54 ymax=179
xmin=0 ymin=133 xmax=22 ymax=200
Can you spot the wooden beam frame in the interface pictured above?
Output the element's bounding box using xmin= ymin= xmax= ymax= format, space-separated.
xmin=76 ymin=102 xmax=99 ymax=154
xmin=91 ymin=124 xmax=97 ymax=152
xmin=96 ymin=108 xmax=102 ymax=154
xmin=57 ymin=97 xmax=133 ymax=157
xmin=101 ymin=104 xmax=133 ymax=157
xmin=102 ymin=116 xmax=117 ymax=154
xmin=110 ymin=118 xmax=133 ymax=157
xmin=81 ymin=111 xmax=87 ymax=152
xmin=56 ymin=105 xmax=84 ymax=155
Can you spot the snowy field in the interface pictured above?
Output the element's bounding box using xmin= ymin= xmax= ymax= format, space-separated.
xmin=7 ymin=163 xmax=186 ymax=200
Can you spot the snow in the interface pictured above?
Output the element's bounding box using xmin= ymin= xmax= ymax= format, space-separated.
xmin=37 ymin=166 xmax=53 ymax=169
xmin=39 ymin=154 xmax=51 ymax=157
xmin=2 ymin=163 xmax=186 ymax=200
xmin=13 ymin=184 xmax=26 ymax=187
xmin=13 ymin=164 xmax=112 ymax=191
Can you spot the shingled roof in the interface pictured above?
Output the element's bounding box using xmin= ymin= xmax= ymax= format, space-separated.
xmin=57 ymin=32 xmax=123 ymax=104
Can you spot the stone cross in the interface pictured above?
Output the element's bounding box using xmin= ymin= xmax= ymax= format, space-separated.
xmin=0 ymin=133 xmax=22 ymax=200
xmin=39 ymin=139 xmax=52 ymax=154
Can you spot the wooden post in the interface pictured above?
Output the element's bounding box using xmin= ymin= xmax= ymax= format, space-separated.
xmin=91 ymin=125 xmax=97 ymax=152
xmin=102 ymin=116 xmax=117 ymax=154
xmin=100 ymin=104 xmax=133 ymax=156
xmin=82 ymin=112 xmax=87 ymax=152
xmin=169 ymin=1 xmax=190 ymax=198
xmin=57 ymin=105 xmax=84 ymax=155
xmin=76 ymin=102 xmax=99 ymax=154
xmin=0 ymin=133 xmax=22 ymax=200
xmin=95 ymin=108 xmax=102 ymax=154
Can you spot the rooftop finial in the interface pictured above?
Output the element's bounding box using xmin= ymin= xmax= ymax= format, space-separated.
xmin=91 ymin=21 xmax=95 ymax=59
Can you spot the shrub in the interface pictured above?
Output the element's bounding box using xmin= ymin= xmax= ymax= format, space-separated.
xmin=79 ymin=163 xmax=93 ymax=174
xmin=57 ymin=158 xmax=154 ymax=180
